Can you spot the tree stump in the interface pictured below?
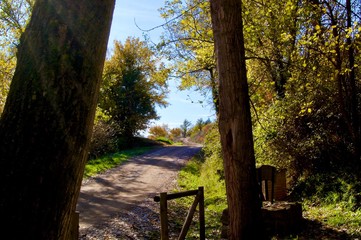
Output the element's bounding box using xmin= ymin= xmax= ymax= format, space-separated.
xmin=220 ymin=202 xmax=303 ymax=239
xmin=261 ymin=201 xmax=303 ymax=236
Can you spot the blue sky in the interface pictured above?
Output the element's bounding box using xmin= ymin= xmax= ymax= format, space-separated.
xmin=107 ymin=0 xmax=216 ymax=131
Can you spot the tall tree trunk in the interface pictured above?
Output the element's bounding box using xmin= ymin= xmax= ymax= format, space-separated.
xmin=209 ymin=0 xmax=262 ymax=239
xmin=346 ymin=0 xmax=360 ymax=162
xmin=0 ymin=0 xmax=115 ymax=239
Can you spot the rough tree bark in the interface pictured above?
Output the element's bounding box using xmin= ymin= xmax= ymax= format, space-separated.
xmin=0 ymin=0 xmax=115 ymax=239
xmin=209 ymin=0 xmax=262 ymax=239
xmin=346 ymin=0 xmax=360 ymax=162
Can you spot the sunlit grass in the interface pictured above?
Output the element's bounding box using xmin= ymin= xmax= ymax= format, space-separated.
xmin=84 ymin=147 xmax=155 ymax=178
xmin=155 ymin=136 xmax=173 ymax=145
xmin=304 ymin=202 xmax=361 ymax=235
xmin=177 ymin=154 xmax=361 ymax=239
xmin=176 ymin=152 xmax=227 ymax=238
xmin=172 ymin=141 xmax=184 ymax=146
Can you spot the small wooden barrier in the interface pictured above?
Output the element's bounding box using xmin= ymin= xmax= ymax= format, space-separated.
xmin=154 ymin=186 xmax=205 ymax=240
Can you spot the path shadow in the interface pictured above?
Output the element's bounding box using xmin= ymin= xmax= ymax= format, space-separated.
xmin=78 ymin=145 xmax=202 ymax=230
xmin=121 ymin=145 xmax=202 ymax=172
xmin=270 ymin=218 xmax=361 ymax=240
xmin=79 ymin=198 xmax=162 ymax=239
xmin=78 ymin=194 xmax=193 ymax=240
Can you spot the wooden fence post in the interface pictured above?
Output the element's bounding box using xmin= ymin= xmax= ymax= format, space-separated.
xmin=160 ymin=192 xmax=169 ymax=240
xmin=199 ymin=186 xmax=205 ymax=240
xmin=155 ymin=187 xmax=205 ymax=240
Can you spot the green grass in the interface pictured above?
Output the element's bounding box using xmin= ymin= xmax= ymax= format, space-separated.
xmin=155 ymin=136 xmax=173 ymax=145
xmin=291 ymin=172 xmax=361 ymax=237
xmin=84 ymin=146 xmax=155 ymax=178
xmin=175 ymin=152 xmax=227 ymax=238
xmin=176 ymin=154 xmax=361 ymax=239
xmin=172 ymin=141 xmax=184 ymax=146
xmin=304 ymin=202 xmax=361 ymax=235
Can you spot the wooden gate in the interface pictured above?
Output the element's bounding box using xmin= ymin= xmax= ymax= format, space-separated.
xmin=154 ymin=186 xmax=205 ymax=240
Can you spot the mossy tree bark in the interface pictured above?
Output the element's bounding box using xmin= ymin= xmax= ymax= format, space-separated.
xmin=210 ymin=0 xmax=262 ymax=239
xmin=0 ymin=0 xmax=115 ymax=239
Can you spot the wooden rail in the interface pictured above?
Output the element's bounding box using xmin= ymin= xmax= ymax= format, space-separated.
xmin=154 ymin=186 xmax=205 ymax=240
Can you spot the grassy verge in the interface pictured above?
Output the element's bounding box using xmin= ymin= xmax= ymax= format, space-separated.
xmin=173 ymin=151 xmax=227 ymax=238
xmin=303 ymin=202 xmax=361 ymax=237
xmin=290 ymin=172 xmax=361 ymax=238
xmin=84 ymin=146 xmax=156 ymax=178
xmin=155 ymin=136 xmax=173 ymax=145
xmin=175 ymin=154 xmax=361 ymax=239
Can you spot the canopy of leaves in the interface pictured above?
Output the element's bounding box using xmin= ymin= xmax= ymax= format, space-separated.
xmin=148 ymin=124 xmax=169 ymax=139
xmin=0 ymin=0 xmax=33 ymax=113
xmin=158 ymin=0 xmax=218 ymax=110
xmin=99 ymin=37 xmax=169 ymax=138
xmin=250 ymin=0 xmax=361 ymax=199
xmin=161 ymin=0 xmax=361 ymax=207
xmin=169 ymin=127 xmax=182 ymax=139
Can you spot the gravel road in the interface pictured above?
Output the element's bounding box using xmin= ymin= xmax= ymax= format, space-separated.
xmin=77 ymin=145 xmax=201 ymax=237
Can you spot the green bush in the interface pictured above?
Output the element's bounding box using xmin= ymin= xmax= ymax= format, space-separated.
xmin=156 ymin=136 xmax=173 ymax=145
xmin=189 ymin=123 xmax=214 ymax=144
xmin=291 ymin=171 xmax=361 ymax=210
xmin=89 ymin=121 xmax=118 ymax=159
xmin=202 ymin=124 xmax=224 ymax=179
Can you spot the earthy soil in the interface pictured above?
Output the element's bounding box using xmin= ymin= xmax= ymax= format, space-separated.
xmin=77 ymin=145 xmax=201 ymax=239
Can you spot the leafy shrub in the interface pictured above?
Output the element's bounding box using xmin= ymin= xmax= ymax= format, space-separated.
xmin=169 ymin=127 xmax=182 ymax=141
xmin=253 ymin=83 xmax=360 ymax=185
xmin=89 ymin=121 xmax=118 ymax=159
xmin=189 ymin=122 xmax=214 ymax=144
xmin=156 ymin=136 xmax=173 ymax=145
xmin=148 ymin=125 xmax=169 ymax=139
xmin=202 ymin=124 xmax=223 ymax=178
xmin=291 ymin=171 xmax=361 ymax=210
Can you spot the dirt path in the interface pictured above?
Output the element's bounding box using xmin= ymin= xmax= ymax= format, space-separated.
xmin=76 ymin=145 xmax=201 ymax=230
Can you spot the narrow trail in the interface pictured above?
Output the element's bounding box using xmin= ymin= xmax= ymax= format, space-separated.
xmin=76 ymin=145 xmax=201 ymax=231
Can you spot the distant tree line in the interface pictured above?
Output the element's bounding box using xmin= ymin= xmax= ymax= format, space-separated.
xmin=148 ymin=118 xmax=212 ymax=143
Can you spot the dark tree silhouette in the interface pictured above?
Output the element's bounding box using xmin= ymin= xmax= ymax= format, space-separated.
xmin=0 ymin=0 xmax=115 ymax=239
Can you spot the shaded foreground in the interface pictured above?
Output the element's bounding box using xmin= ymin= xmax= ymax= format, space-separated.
xmin=79 ymin=196 xmax=360 ymax=239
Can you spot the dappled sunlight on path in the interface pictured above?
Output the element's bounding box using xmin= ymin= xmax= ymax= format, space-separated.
xmin=76 ymin=145 xmax=201 ymax=230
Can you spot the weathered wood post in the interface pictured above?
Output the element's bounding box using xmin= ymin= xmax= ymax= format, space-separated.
xmin=155 ymin=188 xmax=205 ymax=240
xmin=199 ymin=186 xmax=205 ymax=240
xmin=160 ymin=192 xmax=169 ymax=240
